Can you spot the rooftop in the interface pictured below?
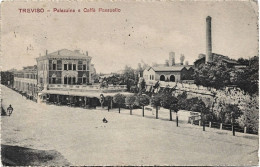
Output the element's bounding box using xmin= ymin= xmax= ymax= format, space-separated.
xmin=36 ymin=49 xmax=91 ymax=61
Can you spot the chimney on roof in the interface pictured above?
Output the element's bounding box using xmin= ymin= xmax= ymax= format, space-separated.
xmin=169 ymin=52 xmax=175 ymax=66
xmin=206 ymin=16 xmax=213 ymax=63
xmin=58 ymin=50 xmax=60 ymax=55
xmin=46 ymin=50 xmax=48 ymax=55
xmin=86 ymin=51 xmax=88 ymax=56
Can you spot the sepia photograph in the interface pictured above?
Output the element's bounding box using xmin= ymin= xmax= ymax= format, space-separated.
xmin=0 ymin=0 xmax=259 ymax=166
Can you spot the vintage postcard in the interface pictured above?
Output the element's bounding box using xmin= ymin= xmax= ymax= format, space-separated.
xmin=0 ymin=0 xmax=259 ymax=166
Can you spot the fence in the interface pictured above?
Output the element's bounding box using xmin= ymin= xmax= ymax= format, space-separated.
xmin=190 ymin=119 xmax=258 ymax=135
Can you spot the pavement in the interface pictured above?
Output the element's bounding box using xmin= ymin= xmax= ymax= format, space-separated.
xmin=1 ymin=85 xmax=259 ymax=166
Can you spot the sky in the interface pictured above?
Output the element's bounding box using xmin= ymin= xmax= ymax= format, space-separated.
xmin=1 ymin=1 xmax=258 ymax=73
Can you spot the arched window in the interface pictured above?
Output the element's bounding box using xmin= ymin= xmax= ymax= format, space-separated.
xmin=52 ymin=74 xmax=57 ymax=84
xmin=82 ymin=74 xmax=87 ymax=84
xmin=73 ymin=77 xmax=76 ymax=84
xmin=170 ymin=75 xmax=175 ymax=82
xmin=68 ymin=77 xmax=72 ymax=85
xmin=64 ymin=76 xmax=68 ymax=84
xmin=160 ymin=75 xmax=165 ymax=81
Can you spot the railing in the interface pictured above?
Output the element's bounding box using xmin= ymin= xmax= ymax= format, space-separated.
xmin=48 ymin=84 xmax=127 ymax=92
xmin=147 ymin=80 xmax=214 ymax=95
xmin=190 ymin=119 xmax=258 ymax=135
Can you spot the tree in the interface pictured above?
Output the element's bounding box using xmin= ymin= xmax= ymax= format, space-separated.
xmin=106 ymin=96 xmax=113 ymax=111
xmin=194 ymin=57 xmax=231 ymax=89
xmin=223 ymin=104 xmax=242 ymax=136
xmin=135 ymin=94 xmax=150 ymax=117
xmin=230 ymin=56 xmax=258 ymax=95
xmin=191 ymin=99 xmax=209 ymax=131
xmin=161 ymin=92 xmax=179 ymax=122
xmin=125 ymin=95 xmax=136 ymax=115
xmin=151 ymin=93 xmax=162 ymax=119
xmin=113 ymin=93 xmax=126 ymax=113
xmin=121 ymin=65 xmax=136 ymax=91
xmin=177 ymin=92 xmax=188 ymax=110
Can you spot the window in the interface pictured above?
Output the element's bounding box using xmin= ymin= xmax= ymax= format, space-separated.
xmin=52 ymin=78 xmax=56 ymax=84
xmin=73 ymin=77 xmax=76 ymax=84
xmin=53 ymin=64 xmax=56 ymax=70
xmin=49 ymin=60 xmax=52 ymax=70
xmin=68 ymin=77 xmax=71 ymax=84
xmin=83 ymin=77 xmax=86 ymax=83
xmin=64 ymin=64 xmax=67 ymax=70
xmin=83 ymin=64 xmax=86 ymax=70
xmin=73 ymin=64 xmax=76 ymax=71
xmin=87 ymin=61 xmax=90 ymax=70
xmin=57 ymin=60 xmax=62 ymax=70
xmin=64 ymin=77 xmax=68 ymax=84
xmin=68 ymin=63 xmax=72 ymax=70
xmin=78 ymin=61 xmax=83 ymax=70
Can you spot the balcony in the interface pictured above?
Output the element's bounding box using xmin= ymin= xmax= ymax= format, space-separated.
xmin=47 ymin=84 xmax=127 ymax=93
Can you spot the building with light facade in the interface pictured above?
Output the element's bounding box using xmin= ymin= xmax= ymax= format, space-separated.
xmin=13 ymin=49 xmax=130 ymax=108
xmin=13 ymin=65 xmax=38 ymax=100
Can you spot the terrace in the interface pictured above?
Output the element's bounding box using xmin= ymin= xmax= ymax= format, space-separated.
xmin=48 ymin=84 xmax=127 ymax=93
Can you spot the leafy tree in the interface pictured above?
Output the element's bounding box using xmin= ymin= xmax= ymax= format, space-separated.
xmin=161 ymin=92 xmax=179 ymax=121
xmin=177 ymin=92 xmax=188 ymax=110
xmin=194 ymin=57 xmax=231 ymax=89
xmin=121 ymin=65 xmax=137 ymax=91
xmin=191 ymin=99 xmax=209 ymax=131
xmin=113 ymin=93 xmax=126 ymax=113
xmin=237 ymin=58 xmax=249 ymax=66
xmin=135 ymin=94 xmax=150 ymax=117
xmin=237 ymin=104 xmax=259 ymax=134
xmin=151 ymin=93 xmax=162 ymax=119
xmin=106 ymin=95 xmax=113 ymax=111
xmin=125 ymin=95 xmax=136 ymax=115
xmin=231 ymin=56 xmax=258 ymax=95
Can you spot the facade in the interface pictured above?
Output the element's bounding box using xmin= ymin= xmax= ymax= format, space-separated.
xmin=36 ymin=49 xmax=94 ymax=91
xmin=143 ymin=66 xmax=194 ymax=83
xmin=13 ymin=65 xmax=38 ymax=100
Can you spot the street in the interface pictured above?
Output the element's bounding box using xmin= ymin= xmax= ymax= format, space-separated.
xmin=1 ymin=85 xmax=258 ymax=166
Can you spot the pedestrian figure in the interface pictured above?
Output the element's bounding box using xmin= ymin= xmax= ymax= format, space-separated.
xmin=7 ymin=104 xmax=13 ymax=116
xmin=103 ymin=117 xmax=108 ymax=123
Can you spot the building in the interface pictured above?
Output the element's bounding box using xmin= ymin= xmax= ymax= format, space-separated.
xmin=36 ymin=49 xmax=94 ymax=91
xmin=143 ymin=65 xmax=194 ymax=83
xmin=13 ymin=65 xmax=38 ymax=100
xmin=35 ymin=49 xmax=130 ymax=107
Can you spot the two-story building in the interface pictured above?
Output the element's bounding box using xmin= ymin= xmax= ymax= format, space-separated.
xmin=36 ymin=49 xmax=93 ymax=90
xmin=13 ymin=65 xmax=38 ymax=100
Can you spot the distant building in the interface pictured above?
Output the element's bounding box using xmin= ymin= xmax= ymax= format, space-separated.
xmin=143 ymin=65 xmax=194 ymax=83
xmin=13 ymin=65 xmax=38 ymax=100
xmin=194 ymin=53 xmax=239 ymax=68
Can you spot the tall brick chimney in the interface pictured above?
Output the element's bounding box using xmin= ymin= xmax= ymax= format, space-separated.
xmin=86 ymin=51 xmax=88 ymax=56
xmin=206 ymin=16 xmax=213 ymax=63
xmin=46 ymin=49 xmax=48 ymax=56
xmin=169 ymin=52 xmax=175 ymax=66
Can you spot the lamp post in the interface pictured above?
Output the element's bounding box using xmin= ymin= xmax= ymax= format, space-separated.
xmin=7 ymin=104 xmax=13 ymax=116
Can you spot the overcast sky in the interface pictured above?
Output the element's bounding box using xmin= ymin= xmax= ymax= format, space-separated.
xmin=1 ymin=1 xmax=258 ymax=73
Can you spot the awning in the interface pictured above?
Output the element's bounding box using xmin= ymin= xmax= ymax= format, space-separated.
xmin=39 ymin=90 xmax=133 ymax=98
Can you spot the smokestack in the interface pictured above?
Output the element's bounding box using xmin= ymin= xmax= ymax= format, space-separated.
xmin=169 ymin=52 xmax=175 ymax=66
xmin=46 ymin=50 xmax=48 ymax=55
xmin=206 ymin=16 xmax=213 ymax=63
xmin=180 ymin=54 xmax=185 ymax=65
xmin=86 ymin=51 xmax=88 ymax=56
